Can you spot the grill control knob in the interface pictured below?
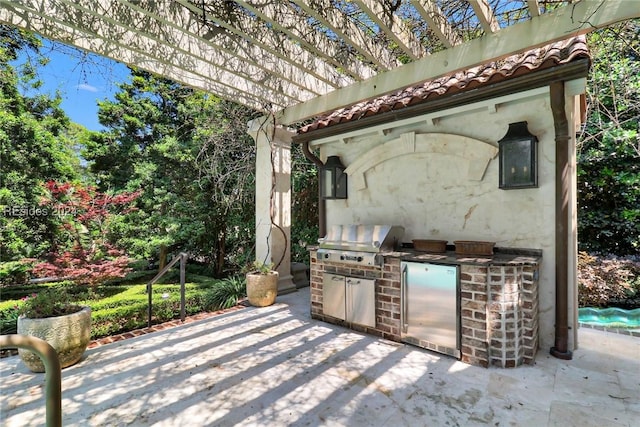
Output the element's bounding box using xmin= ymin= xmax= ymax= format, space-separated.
xmin=323 ymin=253 xmax=329 ymax=259
xmin=340 ymin=255 xmax=345 ymax=260
xmin=357 ymin=256 xmax=363 ymax=262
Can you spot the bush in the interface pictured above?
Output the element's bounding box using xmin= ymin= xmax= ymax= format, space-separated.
xmin=578 ymin=252 xmax=640 ymax=308
xmin=204 ymin=276 xmax=246 ymax=310
xmin=0 ymin=277 xmax=227 ymax=339
xmin=0 ymin=260 xmax=34 ymax=286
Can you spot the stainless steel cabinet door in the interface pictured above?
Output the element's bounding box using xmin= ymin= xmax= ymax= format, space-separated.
xmin=322 ymin=273 xmax=346 ymax=320
xmin=347 ymin=277 xmax=376 ymax=327
xmin=402 ymin=262 xmax=458 ymax=350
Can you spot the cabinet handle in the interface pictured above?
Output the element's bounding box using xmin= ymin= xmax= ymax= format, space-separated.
xmin=401 ymin=264 xmax=408 ymax=333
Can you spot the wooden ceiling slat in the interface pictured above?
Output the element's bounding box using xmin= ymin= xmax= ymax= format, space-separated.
xmin=527 ymin=0 xmax=541 ymax=17
xmin=412 ymin=0 xmax=461 ymax=48
xmin=353 ymin=0 xmax=425 ymax=60
xmin=468 ymin=0 xmax=501 ymax=33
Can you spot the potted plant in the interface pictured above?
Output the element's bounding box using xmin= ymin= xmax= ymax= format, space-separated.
xmin=245 ymin=260 xmax=278 ymax=307
xmin=16 ymin=288 xmax=91 ymax=372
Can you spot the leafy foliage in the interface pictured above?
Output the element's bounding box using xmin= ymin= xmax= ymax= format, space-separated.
xmin=578 ymin=21 xmax=640 ymax=255
xmin=204 ymin=276 xmax=246 ymax=310
xmin=32 ymin=181 xmax=141 ymax=286
xmin=14 ymin=287 xmax=82 ymax=319
xmin=291 ymin=144 xmax=318 ymax=264
xmin=0 ymin=259 xmax=34 ymax=286
xmin=84 ymin=70 xmax=260 ymax=276
xmin=0 ymin=276 xmax=232 ymax=339
xmin=0 ymin=25 xmax=81 ymax=261
xmin=578 ymin=252 xmax=640 ymax=308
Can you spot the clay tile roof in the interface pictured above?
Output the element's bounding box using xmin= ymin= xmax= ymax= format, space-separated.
xmin=299 ymin=36 xmax=589 ymax=134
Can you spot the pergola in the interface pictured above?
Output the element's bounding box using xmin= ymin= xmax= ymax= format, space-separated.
xmin=1 ymin=1 xmax=637 ymax=126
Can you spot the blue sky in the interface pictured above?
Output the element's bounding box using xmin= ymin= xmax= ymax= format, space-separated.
xmin=19 ymin=41 xmax=131 ymax=131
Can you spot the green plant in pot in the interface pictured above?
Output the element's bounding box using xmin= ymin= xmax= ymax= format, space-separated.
xmin=16 ymin=288 xmax=91 ymax=372
xmin=244 ymin=260 xmax=278 ymax=307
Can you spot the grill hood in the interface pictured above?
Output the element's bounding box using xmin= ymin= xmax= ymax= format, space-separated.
xmin=318 ymin=224 xmax=405 ymax=253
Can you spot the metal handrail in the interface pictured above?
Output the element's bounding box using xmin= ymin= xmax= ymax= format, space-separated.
xmin=147 ymin=252 xmax=188 ymax=327
xmin=0 ymin=334 xmax=62 ymax=427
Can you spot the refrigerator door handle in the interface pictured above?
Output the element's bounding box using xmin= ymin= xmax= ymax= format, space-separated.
xmin=401 ymin=264 xmax=408 ymax=333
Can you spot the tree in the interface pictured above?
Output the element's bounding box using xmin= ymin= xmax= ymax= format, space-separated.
xmin=85 ymin=69 xmax=260 ymax=276
xmin=32 ymin=181 xmax=141 ymax=286
xmin=0 ymin=26 xmax=80 ymax=261
xmin=578 ymin=20 xmax=640 ymax=255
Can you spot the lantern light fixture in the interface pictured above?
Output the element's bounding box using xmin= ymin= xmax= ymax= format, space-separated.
xmin=498 ymin=121 xmax=539 ymax=189
xmin=321 ymin=155 xmax=348 ymax=199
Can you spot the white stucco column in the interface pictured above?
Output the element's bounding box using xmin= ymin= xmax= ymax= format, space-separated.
xmin=247 ymin=117 xmax=296 ymax=294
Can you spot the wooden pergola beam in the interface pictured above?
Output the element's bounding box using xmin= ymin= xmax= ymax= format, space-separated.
xmin=469 ymin=0 xmax=501 ymax=33
xmin=527 ymin=0 xmax=541 ymax=17
xmin=353 ymin=0 xmax=425 ymax=60
xmin=412 ymin=0 xmax=461 ymax=48
xmin=57 ymin=0 xmax=310 ymax=104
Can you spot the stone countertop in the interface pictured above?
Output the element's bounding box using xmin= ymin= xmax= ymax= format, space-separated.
xmin=381 ymin=248 xmax=542 ymax=266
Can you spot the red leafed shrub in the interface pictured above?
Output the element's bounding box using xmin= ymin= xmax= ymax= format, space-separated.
xmin=578 ymin=252 xmax=640 ymax=308
xmin=32 ymin=181 xmax=141 ymax=287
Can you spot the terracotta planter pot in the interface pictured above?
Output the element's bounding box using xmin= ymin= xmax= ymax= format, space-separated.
xmin=17 ymin=306 xmax=92 ymax=372
xmin=246 ymin=271 xmax=279 ymax=307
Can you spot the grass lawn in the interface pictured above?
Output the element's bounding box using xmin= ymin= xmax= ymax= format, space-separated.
xmin=0 ymin=270 xmax=246 ymax=340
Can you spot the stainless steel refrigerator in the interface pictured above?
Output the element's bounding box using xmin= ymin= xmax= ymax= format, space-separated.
xmin=401 ymin=262 xmax=460 ymax=358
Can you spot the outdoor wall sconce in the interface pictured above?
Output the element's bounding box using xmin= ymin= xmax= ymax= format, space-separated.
xmin=498 ymin=121 xmax=538 ymax=189
xmin=321 ymin=155 xmax=348 ymax=199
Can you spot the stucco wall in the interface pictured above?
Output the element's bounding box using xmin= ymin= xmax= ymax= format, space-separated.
xmin=314 ymin=89 xmax=579 ymax=351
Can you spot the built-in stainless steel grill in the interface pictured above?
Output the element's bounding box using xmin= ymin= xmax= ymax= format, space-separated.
xmin=317 ymin=224 xmax=405 ymax=267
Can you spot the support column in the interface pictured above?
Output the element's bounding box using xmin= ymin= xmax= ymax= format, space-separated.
xmin=247 ymin=117 xmax=296 ymax=295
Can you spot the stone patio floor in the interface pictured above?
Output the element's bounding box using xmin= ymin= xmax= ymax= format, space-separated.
xmin=1 ymin=286 xmax=638 ymax=426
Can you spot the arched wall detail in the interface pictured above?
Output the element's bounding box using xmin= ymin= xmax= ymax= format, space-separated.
xmin=344 ymin=132 xmax=498 ymax=190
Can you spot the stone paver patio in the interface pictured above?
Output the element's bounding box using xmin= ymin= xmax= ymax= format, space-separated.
xmin=1 ymin=287 xmax=638 ymax=426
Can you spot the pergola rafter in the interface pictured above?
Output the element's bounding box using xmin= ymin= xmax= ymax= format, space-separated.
xmin=527 ymin=0 xmax=542 ymax=17
xmin=0 ymin=0 xmax=638 ymax=125
xmin=412 ymin=0 xmax=462 ymax=48
xmin=469 ymin=0 xmax=501 ymax=33
xmin=352 ymin=0 xmax=425 ymax=60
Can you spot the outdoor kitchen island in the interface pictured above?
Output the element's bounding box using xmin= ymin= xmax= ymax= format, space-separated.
xmin=309 ymin=246 xmax=541 ymax=368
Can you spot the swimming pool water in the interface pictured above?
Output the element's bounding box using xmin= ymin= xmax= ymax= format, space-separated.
xmin=578 ymin=307 xmax=640 ymax=328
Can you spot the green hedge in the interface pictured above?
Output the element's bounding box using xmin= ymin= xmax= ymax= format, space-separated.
xmin=0 ymin=277 xmax=245 ymax=339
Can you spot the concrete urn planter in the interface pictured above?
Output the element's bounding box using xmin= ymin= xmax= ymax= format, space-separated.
xmin=17 ymin=306 xmax=92 ymax=372
xmin=246 ymin=271 xmax=278 ymax=307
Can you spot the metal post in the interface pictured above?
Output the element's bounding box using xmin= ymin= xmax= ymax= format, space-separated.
xmin=0 ymin=335 xmax=62 ymax=427
xmin=148 ymin=282 xmax=153 ymax=328
xmin=180 ymin=253 xmax=186 ymax=322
